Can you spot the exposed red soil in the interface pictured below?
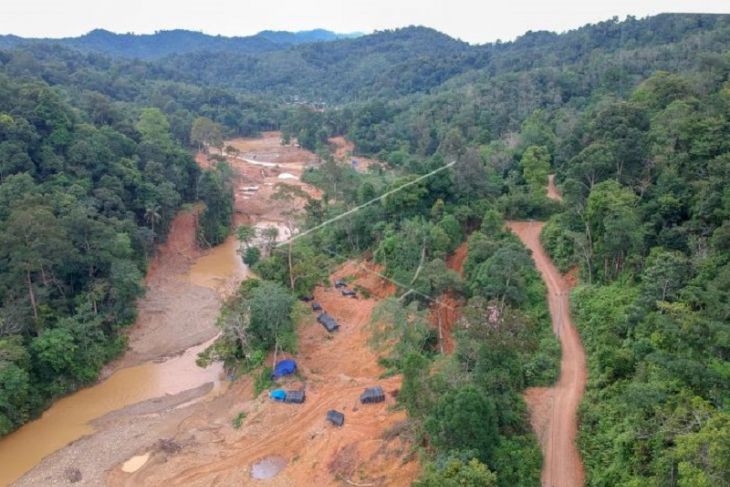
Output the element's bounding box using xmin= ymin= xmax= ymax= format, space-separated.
xmin=144 ymin=208 xmax=200 ymax=277
xmin=507 ymin=221 xmax=586 ymax=487
xmin=229 ymin=131 xmax=319 ymax=165
xmin=428 ymin=242 xmax=470 ymax=354
xmin=329 ymin=135 xmax=354 ymax=159
xmin=194 ymin=151 xmax=213 ymax=170
xmin=429 ymin=294 xmax=461 ymax=355
xmin=447 ymin=242 xmax=468 ymax=277
xmin=109 ymin=261 xmax=419 ymax=487
xmin=564 ymin=266 xmax=579 ymax=288
xmin=328 ymin=136 xmax=385 ymax=173
xmin=219 ymin=132 xmax=322 ymax=225
xmin=105 ymin=134 xmax=419 ymax=485
xmin=333 ymin=260 xmax=397 ymax=299
xmin=547 ymin=174 xmax=563 ymax=202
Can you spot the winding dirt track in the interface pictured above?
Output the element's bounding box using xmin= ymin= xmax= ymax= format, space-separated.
xmin=507 ymin=220 xmax=586 ymax=487
xmin=547 ymin=174 xmax=563 ymax=202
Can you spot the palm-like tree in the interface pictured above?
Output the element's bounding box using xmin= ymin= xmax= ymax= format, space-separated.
xmin=144 ymin=204 xmax=162 ymax=235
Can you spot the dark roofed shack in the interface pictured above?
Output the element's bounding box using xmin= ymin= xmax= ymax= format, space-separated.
xmin=284 ymin=390 xmax=306 ymax=404
xmin=317 ymin=313 xmax=339 ymax=332
xmin=326 ymin=410 xmax=345 ymax=427
xmin=311 ymin=302 xmax=322 ymax=312
xmin=360 ymin=386 xmax=385 ymax=404
xmin=334 ymin=279 xmax=347 ymax=288
xmin=341 ymin=288 xmax=356 ymax=298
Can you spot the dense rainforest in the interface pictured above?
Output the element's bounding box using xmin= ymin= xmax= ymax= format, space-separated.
xmin=0 ymin=64 xmax=238 ymax=434
xmin=1 ymin=12 xmax=729 ymax=487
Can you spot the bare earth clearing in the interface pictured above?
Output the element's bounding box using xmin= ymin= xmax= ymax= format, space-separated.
xmin=329 ymin=136 xmax=386 ymax=173
xmin=109 ymin=262 xmax=419 ymax=487
xmin=10 ymin=132 xmax=417 ymax=487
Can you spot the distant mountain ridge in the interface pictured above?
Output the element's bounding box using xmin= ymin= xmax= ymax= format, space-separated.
xmin=0 ymin=28 xmax=363 ymax=59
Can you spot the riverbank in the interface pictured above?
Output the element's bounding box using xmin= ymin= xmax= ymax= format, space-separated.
xmin=3 ymin=210 xmax=242 ymax=486
xmin=6 ymin=132 xmax=418 ymax=487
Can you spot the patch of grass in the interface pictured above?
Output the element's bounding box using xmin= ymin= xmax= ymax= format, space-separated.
xmin=355 ymin=286 xmax=371 ymax=299
xmin=232 ymin=411 xmax=247 ymax=429
xmin=254 ymin=367 xmax=274 ymax=397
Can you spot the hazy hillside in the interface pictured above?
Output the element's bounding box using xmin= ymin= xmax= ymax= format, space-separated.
xmin=0 ymin=28 xmax=361 ymax=59
xmin=161 ymin=14 xmax=730 ymax=101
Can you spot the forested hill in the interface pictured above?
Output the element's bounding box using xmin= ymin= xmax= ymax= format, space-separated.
xmin=160 ymin=14 xmax=730 ymax=101
xmin=0 ymin=52 xmax=240 ymax=435
xmin=2 ymin=14 xmax=727 ymax=103
xmin=0 ymin=28 xmax=361 ymax=59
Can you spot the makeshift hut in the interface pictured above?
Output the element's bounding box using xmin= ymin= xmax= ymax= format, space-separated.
xmin=284 ymin=390 xmax=306 ymax=404
xmin=326 ymin=410 xmax=345 ymax=427
xmin=360 ymin=386 xmax=385 ymax=404
xmin=317 ymin=313 xmax=339 ymax=332
xmin=272 ymin=359 xmax=297 ymax=379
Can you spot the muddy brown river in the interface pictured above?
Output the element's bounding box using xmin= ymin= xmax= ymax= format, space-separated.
xmin=0 ymin=238 xmax=244 ymax=486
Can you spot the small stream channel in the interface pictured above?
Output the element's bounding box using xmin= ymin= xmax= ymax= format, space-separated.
xmin=0 ymin=238 xmax=243 ymax=486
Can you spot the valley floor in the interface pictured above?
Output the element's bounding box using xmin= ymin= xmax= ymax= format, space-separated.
xmin=9 ymin=133 xmax=416 ymax=487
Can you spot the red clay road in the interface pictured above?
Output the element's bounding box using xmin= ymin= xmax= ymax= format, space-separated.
xmin=547 ymin=174 xmax=563 ymax=202
xmin=508 ymin=220 xmax=587 ymax=487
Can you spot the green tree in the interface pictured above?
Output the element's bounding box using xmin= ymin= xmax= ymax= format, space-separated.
xmin=243 ymin=246 xmax=261 ymax=266
xmin=0 ymin=337 xmax=33 ymax=434
xmin=144 ymin=204 xmax=161 ymax=236
xmin=190 ymin=116 xmax=225 ymax=153
xmin=640 ymin=247 xmax=690 ymax=305
xmin=425 ymin=385 xmax=500 ymax=463
xmin=236 ymin=224 xmax=257 ymax=250
xmin=453 ymin=147 xmax=488 ymax=201
xmin=469 ymin=244 xmax=532 ymax=308
xmin=261 ymin=226 xmax=280 ymax=256
xmin=248 ymin=281 xmax=296 ymax=355
xmin=520 ymin=145 xmax=551 ymax=191
xmin=586 ymin=180 xmax=643 ymax=280
xmin=675 ymin=412 xmax=730 ymax=487
xmin=415 ymin=458 xmax=498 ymax=487
xmin=135 ymin=108 xmax=172 ymax=149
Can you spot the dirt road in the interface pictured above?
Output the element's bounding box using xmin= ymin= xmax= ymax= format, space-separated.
xmin=547 ymin=174 xmax=563 ymax=202
xmin=508 ymin=221 xmax=586 ymax=487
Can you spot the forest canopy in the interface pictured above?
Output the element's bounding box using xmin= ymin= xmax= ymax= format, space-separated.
xmin=0 ymin=12 xmax=729 ymax=487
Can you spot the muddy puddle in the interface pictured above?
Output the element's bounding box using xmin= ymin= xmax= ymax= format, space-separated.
xmin=121 ymin=452 xmax=151 ymax=473
xmin=251 ymin=456 xmax=288 ymax=480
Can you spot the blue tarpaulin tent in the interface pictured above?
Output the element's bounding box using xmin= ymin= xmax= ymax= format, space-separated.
xmin=270 ymin=389 xmax=287 ymax=401
xmin=272 ymin=359 xmax=297 ymax=378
